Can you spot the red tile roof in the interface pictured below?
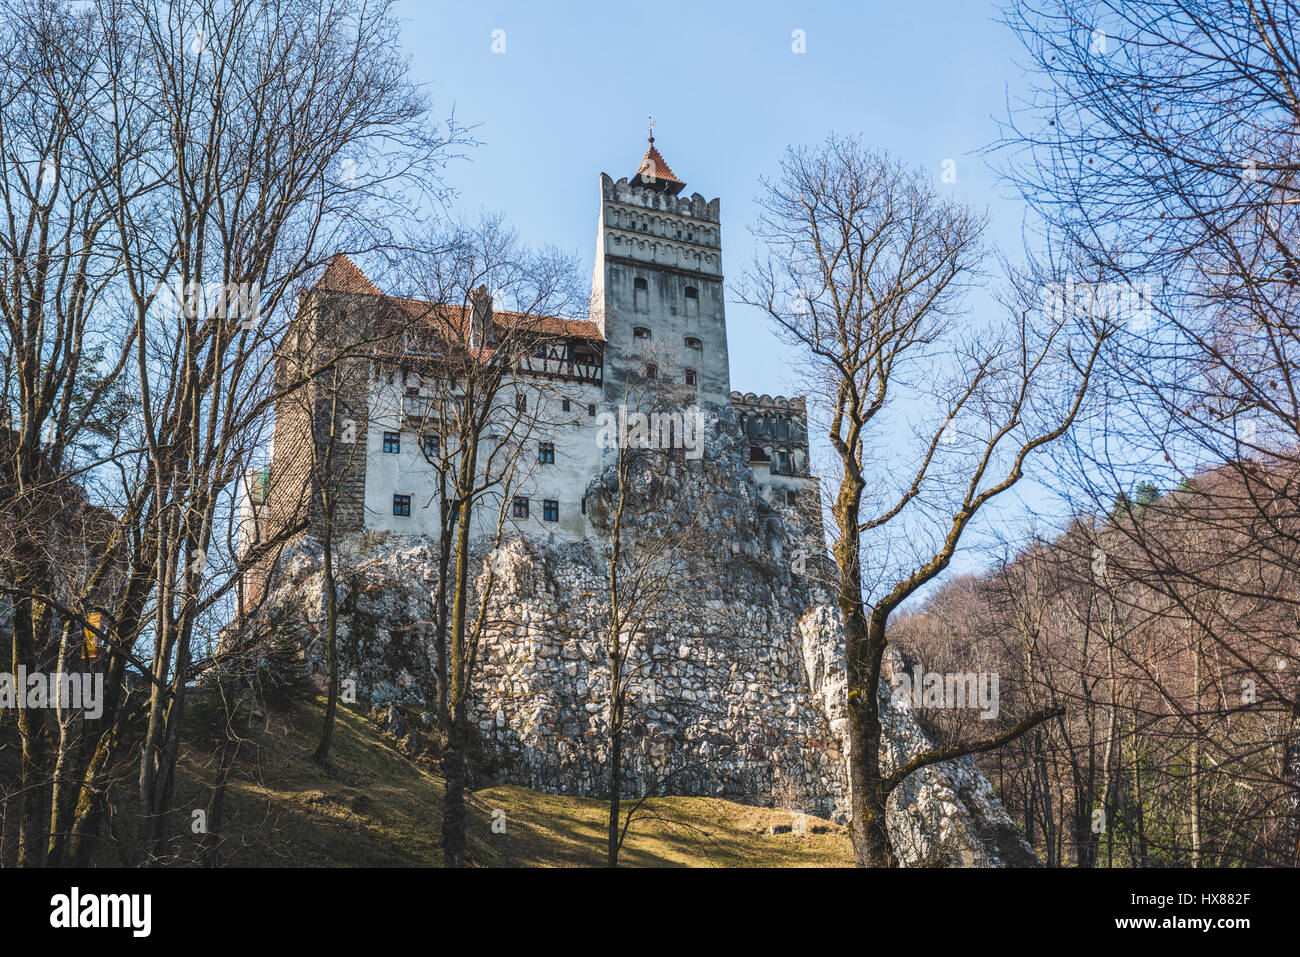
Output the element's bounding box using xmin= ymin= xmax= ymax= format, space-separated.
xmin=313 ymin=253 xmax=383 ymax=296
xmin=633 ymin=142 xmax=685 ymax=191
xmin=310 ymin=256 xmax=603 ymax=343
xmin=390 ymin=297 xmax=603 ymax=341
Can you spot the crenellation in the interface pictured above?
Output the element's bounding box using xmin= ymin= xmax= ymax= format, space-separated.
xmin=600 ymin=172 xmax=720 ymax=223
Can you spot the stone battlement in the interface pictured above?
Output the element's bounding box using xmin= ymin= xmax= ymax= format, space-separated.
xmin=730 ymin=391 xmax=807 ymax=412
xmin=599 ymin=172 xmax=720 ymax=224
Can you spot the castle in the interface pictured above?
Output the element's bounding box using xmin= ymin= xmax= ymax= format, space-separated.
xmin=232 ymin=136 xmax=1039 ymax=864
xmin=240 ymin=135 xmax=817 ymax=560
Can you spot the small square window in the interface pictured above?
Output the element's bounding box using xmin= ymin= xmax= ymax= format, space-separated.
xmin=562 ymin=399 xmax=571 ymax=412
xmin=539 ymin=442 xmax=555 ymax=465
xmin=512 ymin=496 xmax=529 ymax=519
xmin=393 ymin=494 xmax=411 ymax=516
xmin=421 ymin=434 xmax=440 ymax=457
xmin=383 ymin=431 xmax=400 ymax=454
xmin=543 ymin=499 xmax=559 ymax=522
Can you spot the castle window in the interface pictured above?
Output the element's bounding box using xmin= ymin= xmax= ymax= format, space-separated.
xmin=515 ymin=393 xmax=527 ymax=413
xmin=685 ymin=285 xmax=699 ymax=317
xmin=685 ymin=336 xmax=702 ymax=350
xmin=393 ymin=494 xmax=411 ymax=517
xmin=512 ymin=496 xmax=529 ymax=519
xmin=421 ymin=434 xmax=440 ymax=458
xmin=382 ymin=431 xmax=400 ymax=454
xmin=685 ymin=369 xmax=697 ymax=387
xmin=633 ymin=326 xmax=652 ymax=340
xmin=543 ymin=499 xmax=559 ymax=522
xmin=644 ymin=363 xmax=658 ymax=380
xmin=581 ymin=496 xmax=587 ymax=514
xmin=634 ymin=276 xmax=648 ymax=313
xmin=539 ymin=442 xmax=555 ymax=465
xmin=786 ymin=490 xmax=798 ymax=506
xmin=562 ymin=399 xmax=571 ymax=412
xmin=588 ymin=404 xmax=597 ymax=417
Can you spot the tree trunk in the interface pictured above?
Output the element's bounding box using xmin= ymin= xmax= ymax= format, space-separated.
xmin=441 ymin=709 xmax=468 ymax=868
xmin=313 ymin=509 xmax=339 ymax=765
xmin=442 ymin=448 xmax=478 ymax=868
xmin=844 ymin=608 xmax=895 ymax=867
xmin=11 ymin=585 xmax=48 ymax=867
xmin=607 ymin=711 xmax=623 ymax=867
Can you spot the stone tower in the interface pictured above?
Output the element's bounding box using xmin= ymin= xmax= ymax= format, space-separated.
xmin=589 ymin=135 xmax=731 ymax=406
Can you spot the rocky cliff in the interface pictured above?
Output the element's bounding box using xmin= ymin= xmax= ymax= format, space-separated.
xmin=244 ymin=406 xmax=1036 ymax=866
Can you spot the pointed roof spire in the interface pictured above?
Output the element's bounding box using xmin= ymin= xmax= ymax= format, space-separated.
xmin=631 ymin=118 xmax=685 ymax=195
xmin=313 ymin=253 xmax=382 ymax=296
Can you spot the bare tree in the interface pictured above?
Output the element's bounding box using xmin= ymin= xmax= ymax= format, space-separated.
xmin=997 ymin=0 xmax=1300 ymax=865
xmin=392 ymin=216 xmax=582 ymax=867
xmin=0 ymin=0 xmax=456 ymax=866
xmin=590 ymin=364 xmax=698 ymax=867
xmin=743 ymin=136 xmax=1107 ymax=866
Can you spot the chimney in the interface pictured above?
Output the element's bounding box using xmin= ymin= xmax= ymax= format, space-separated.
xmin=470 ymin=285 xmax=492 ymax=348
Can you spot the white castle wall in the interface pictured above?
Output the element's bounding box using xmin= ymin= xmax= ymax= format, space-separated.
xmin=357 ymin=370 xmax=608 ymax=541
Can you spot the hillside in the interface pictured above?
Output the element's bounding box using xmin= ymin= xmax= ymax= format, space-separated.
xmin=160 ymin=691 xmax=853 ymax=867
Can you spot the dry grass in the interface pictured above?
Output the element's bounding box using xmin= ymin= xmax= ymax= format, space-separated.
xmin=162 ymin=692 xmax=853 ymax=867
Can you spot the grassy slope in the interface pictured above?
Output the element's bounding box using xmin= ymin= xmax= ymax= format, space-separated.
xmin=170 ymin=693 xmax=853 ymax=867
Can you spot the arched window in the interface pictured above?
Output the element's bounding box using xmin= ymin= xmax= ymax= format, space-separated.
xmin=685 ymin=368 xmax=697 ymax=387
xmin=644 ymin=363 xmax=658 ymax=380
xmin=684 ymin=336 xmax=702 ymax=350
xmin=633 ymin=276 xmax=648 ymax=313
xmin=633 ymin=326 xmax=652 ymax=340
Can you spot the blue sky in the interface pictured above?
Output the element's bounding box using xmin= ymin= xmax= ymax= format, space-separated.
xmin=394 ymin=0 xmax=1065 ymax=581
xmin=398 ymin=1 xmax=1029 ymax=400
